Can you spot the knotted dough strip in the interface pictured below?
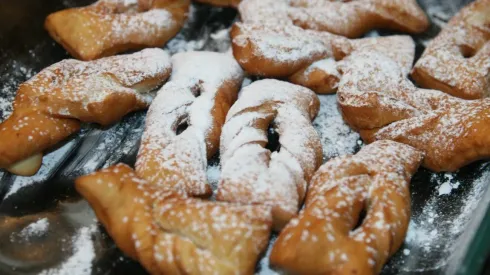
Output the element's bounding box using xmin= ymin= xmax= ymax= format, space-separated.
xmin=270 ymin=140 xmax=423 ymax=275
xmin=411 ymin=0 xmax=490 ymax=99
xmin=0 ymin=48 xmax=171 ymax=176
xmin=338 ymin=50 xmax=490 ymax=172
xmin=75 ymin=163 xmax=272 ymax=275
xmin=45 ymin=0 xmax=190 ymax=60
xmin=217 ymin=79 xmax=322 ymax=230
xmin=136 ymin=51 xmax=244 ymax=197
xmin=231 ymin=22 xmax=416 ymax=94
xmin=238 ymin=0 xmax=428 ymax=38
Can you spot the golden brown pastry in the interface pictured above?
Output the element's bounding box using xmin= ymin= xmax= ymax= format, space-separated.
xmin=238 ymin=0 xmax=428 ymax=38
xmin=0 ymin=48 xmax=171 ymax=176
xmin=231 ymin=22 xmax=416 ymax=94
xmin=217 ymin=79 xmax=323 ymax=231
xmin=411 ymin=0 xmax=490 ymax=99
xmin=75 ymin=163 xmax=272 ymax=275
xmin=270 ymin=140 xmax=423 ymax=275
xmin=135 ymin=51 xmax=244 ymax=197
xmin=45 ymin=0 xmax=190 ymax=60
xmin=338 ymin=50 xmax=490 ymax=172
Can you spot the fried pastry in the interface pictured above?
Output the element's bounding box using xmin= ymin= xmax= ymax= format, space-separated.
xmin=411 ymin=0 xmax=490 ymax=99
xmin=0 ymin=48 xmax=171 ymax=176
xmin=75 ymin=163 xmax=272 ymax=275
xmin=45 ymin=0 xmax=190 ymax=60
xmin=135 ymin=51 xmax=244 ymax=197
xmin=238 ymin=0 xmax=428 ymax=38
xmin=270 ymin=140 xmax=423 ymax=275
xmin=231 ymin=22 xmax=415 ymax=94
xmin=217 ymin=79 xmax=323 ymax=230
xmin=338 ymin=50 xmax=490 ymax=172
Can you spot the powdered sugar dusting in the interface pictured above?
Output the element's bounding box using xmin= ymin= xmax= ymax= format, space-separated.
xmin=39 ymin=225 xmax=97 ymax=275
xmin=16 ymin=218 xmax=49 ymax=240
xmin=238 ymin=0 xmax=428 ymax=37
xmin=136 ymin=51 xmax=243 ymax=196
xmin=270 ymin=141 xmax=423 ymax=274
xmin=412 ymin=0 xmax=490 ymax=99
xmin=257 ymin=236 xmax=280 ymax=275
xmin=313 ymin=94 xmax=360 ymax=161
xmin=389 ymin=165 xmax=490 ymax=272
xmin=47 ymin=0 xmax=184 ymax=60
xmin=218 ymin=79 xmax=322 ymax=228
xmin=338 ymin=50 xmax=490 ymax=171
xmin=23 ymin=48 xmax=170 ymax=118
xmin=232 ymin=22 xmax=415 ymax=94
xmin=76 ymin=164 xmax=272 ymax=274
xmin=435 ymin=173 xmax=461 ymax=196
xmin=0 ymin=60 xmax=36 ymax=122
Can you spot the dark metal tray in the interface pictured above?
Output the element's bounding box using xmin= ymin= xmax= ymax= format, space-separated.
xmin=0 ymin=0 xmax=489 ymax=274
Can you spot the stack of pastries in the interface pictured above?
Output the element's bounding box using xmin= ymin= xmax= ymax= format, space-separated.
xmin=1 ymin=0 xmax=489 ymax=274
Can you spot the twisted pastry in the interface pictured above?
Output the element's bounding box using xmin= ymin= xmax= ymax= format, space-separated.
xmin=135 ymin=51 xmax=244 ymax=197
xmin=0 ymin=48 xmax=171 ymax=176
xmin=238 ymin=0 xmax=428 ymax=38
xmin=270 ymin=140 xmax=423 ymax=275
xmin=412 ymin=0 xmax=490 ymax=99
xmin=217 ymin=79 xmax=323 ymax=230
xmin=231 ymin=22 xmax=416 ymax=94
xmin=338 ymin=50 xmax=490 ymax=172
xmin=45 ymin=0 xmax=190 ymax=60
xmin=75 ymin=164 xmax=272 ymax=275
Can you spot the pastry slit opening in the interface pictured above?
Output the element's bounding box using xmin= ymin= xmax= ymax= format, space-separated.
xmin=459 ymin=45 xmax=476 ymax=58
xmin=176 ymin=121 xmax=189 ymax=135
xmin=265 ymin=125 xmax=281 ymax=153
xmin=190 ymin=81 xmax=204 ymax=97
xmin=352 ymin=207 xmax=367 ymax=232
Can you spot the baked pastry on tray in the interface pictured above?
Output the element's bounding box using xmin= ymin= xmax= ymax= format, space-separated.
xmin=217 ymin=79 xmax=323 ymax=230
xmin=338 ymin=50 xmax=490 ymax=172
xmin=45 ymin=0 xmax=190 ymax=60
xmin=201 ymin=0 xmax=428 ymax=38
xmin=232 ymin=22 xmax=416 ymax=94
xmin=412 ymin=0 xmax=490 ymax=99
xmin=0 ymin=48 xmax=171 ymax=176
xmin=270 ymin=140 xmax=423 ymax=274
xmin=76 ymin=163 xmax=272 ymax=275
xmin=136 ymin=51 xmax=244 ymax=197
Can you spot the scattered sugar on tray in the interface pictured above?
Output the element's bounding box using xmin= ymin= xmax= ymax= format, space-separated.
xmin=389 ymin=165 xmax=490 ymax=272
xmin=39 ymin=225 xmax=97 ymax=275
xmin=313 ymin=94 xmax=360 ymax=161
xmin=434 ymin=173 xmax=461 ymax=196
xmin=18 ymin=218 xmax=49 ymax=239
xmin=1 ymin=60 xmax=36 ymax=122
xmin=257 ymin=235 xmax=280 ymax=275
xmin=164 ymin=5 xmax=208 ymax=54
xmin=206 ymin=164 xmax=221 ymax=193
